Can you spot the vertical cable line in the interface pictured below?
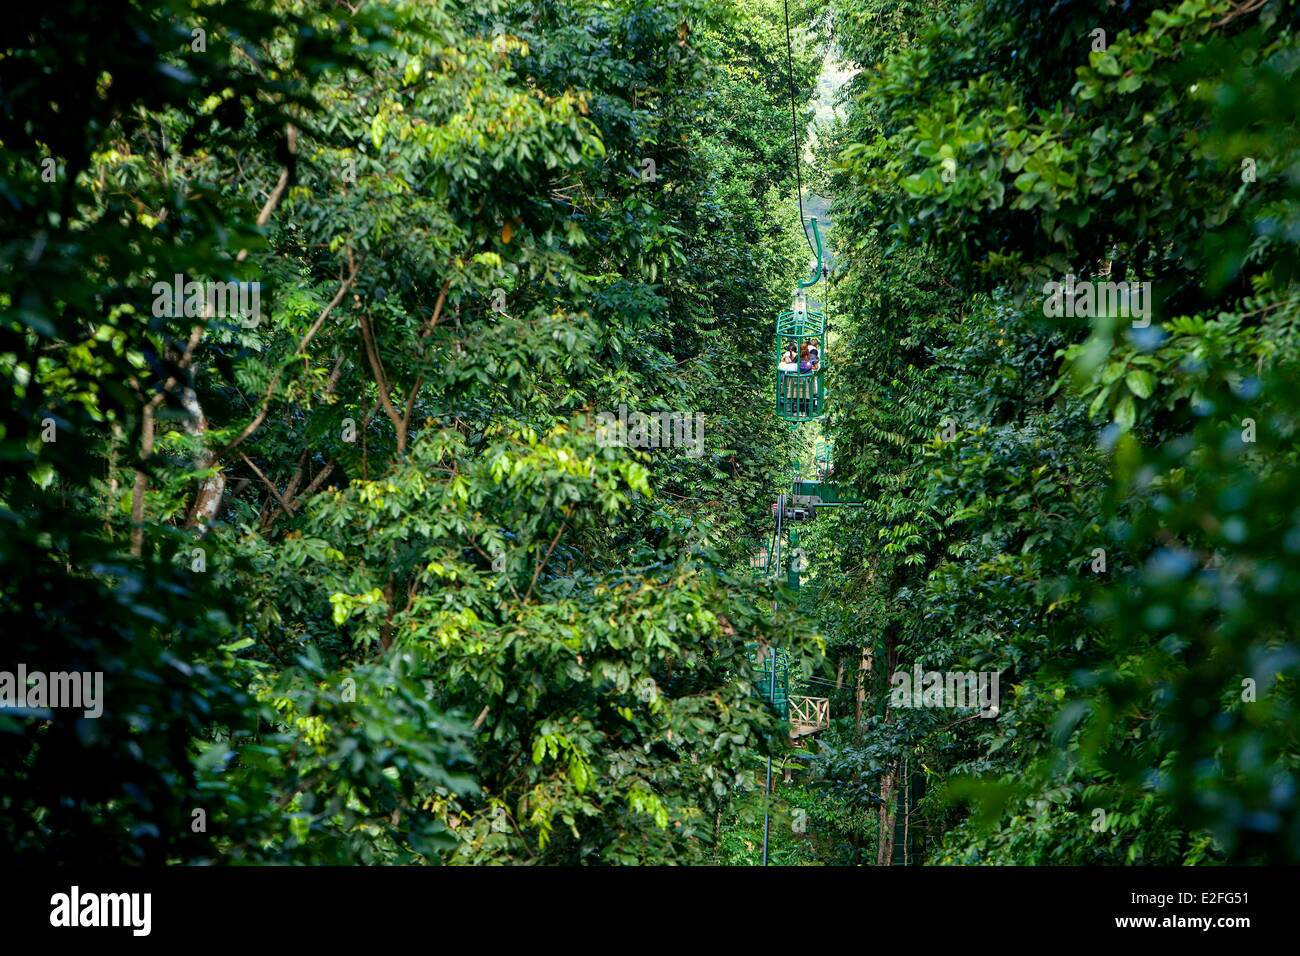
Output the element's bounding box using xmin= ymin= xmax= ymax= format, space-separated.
xmin=783 ymin=0 xmax=816 ymax=258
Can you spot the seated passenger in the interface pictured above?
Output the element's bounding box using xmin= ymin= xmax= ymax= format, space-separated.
xmin=779 ymin=343 xmax=798 ymax=402
xmin=799 ymin=342 xmax=814 ymax=374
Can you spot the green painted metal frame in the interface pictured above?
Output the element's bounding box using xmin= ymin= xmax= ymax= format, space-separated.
xmin=786 ymin=528 xmax=801 ymax=590
xmin=789 ymin=478 xmax=863 ymax=507
xmin=796 ymin=218 xmax=825 ymax=290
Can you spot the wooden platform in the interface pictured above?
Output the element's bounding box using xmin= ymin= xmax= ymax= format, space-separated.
xmin=788 ymin=695 xmax=829 ymax=738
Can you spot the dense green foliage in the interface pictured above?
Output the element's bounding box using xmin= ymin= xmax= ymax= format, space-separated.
xmin=1 ymin=0 xmax=822 ymax=863
xmin=5 ymin=0 xmax=1296 ymax=868
xmin=794 ymin=0 xmax=1300 ymax=864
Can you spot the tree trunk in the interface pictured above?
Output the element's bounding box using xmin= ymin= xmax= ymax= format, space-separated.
xmin=876 ymin=627 xmax=898 ymax=864
xmin=183 ymin=380 xmax=225 ymax=529
xmin=854 ymin=642 xmax=872 ymax=736
xmin=902 ymin=758 xmax=911 ymax=865
xmin=129 ymin=404 xmax=156 ymax=557
xmin=105 ymin=423 xmax=121 ymax=537
xmin=877 ymin=763 xmax=897 ymax=866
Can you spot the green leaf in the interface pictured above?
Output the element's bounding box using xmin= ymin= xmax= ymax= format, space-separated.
xmin=1096 ymin=54 xmax=1122 ymax=77
xmin=1125 ymin=370 xmax=1155 ymax=399
xmin=1114 ymin=394 xmax=1137 ymax=430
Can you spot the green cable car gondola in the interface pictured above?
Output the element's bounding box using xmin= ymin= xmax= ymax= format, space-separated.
xmin=746 ymin=641 xmax=790 ymax=719
xmin=775 ymin=300 xmax=826 ymax=421
xmin=814 ymin=439 xmax=833 ymax=480
xmin=775 ymin=218 xmax=827 ymax=422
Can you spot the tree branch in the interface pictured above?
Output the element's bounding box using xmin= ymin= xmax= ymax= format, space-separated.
xmin=525 ymin=516 xmax=569 ymax=603
xmin=240 ymin=452 xmax=294 ymax=515
xmin=357 ymin=311 xmax=408 ymax=450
